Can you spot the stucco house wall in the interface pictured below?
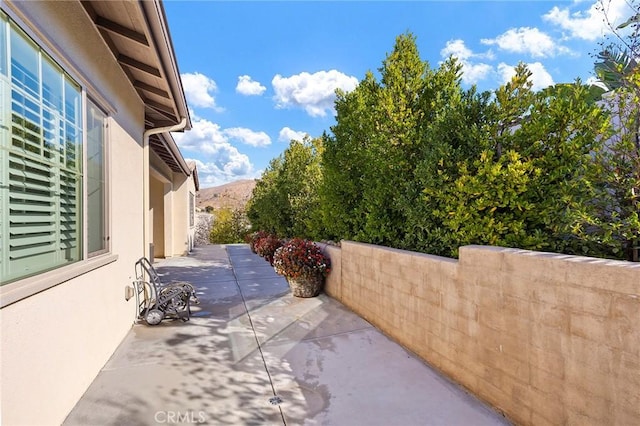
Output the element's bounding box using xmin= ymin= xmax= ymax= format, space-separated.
xmin=186 ymin=165 xmax=199 ymax=251
xmin=0 ymin=1 xmax=193 ymax=424
xmin=170 ymin=169 xmax=197 ymax=255
xmin=149 ymin=148 xmax=197 ymax=258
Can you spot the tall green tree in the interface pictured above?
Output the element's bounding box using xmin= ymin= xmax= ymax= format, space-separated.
xmin=359 ymin=33 xmax=429 ymax=244
xmin=402 ymin=67 xmax=495 ymax=254
xmin=250 ymin=30 xmax=628 ymax=261
xmin=281 ymin=137 xmax=325 ymax=238
xmin=246 ymin=156 xmax=288 ymax=234
xmin=410 ymin=65 xmax=608 ymax=257
xmin=319 ymin=73 xmax=379 ymax=241
xmin=247 ymin=137 xmax=324 ymax=238
xmin=321 ymin=32 xmax=431 ymax=245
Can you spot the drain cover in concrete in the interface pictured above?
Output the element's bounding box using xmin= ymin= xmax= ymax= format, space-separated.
xmin=268 ymin=396 xmax=283 ymax=405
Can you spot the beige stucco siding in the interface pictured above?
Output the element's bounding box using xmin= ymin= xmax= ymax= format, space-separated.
xmin=1 ymin=1 xmax=146 ymax=424
xmin=171 ymin=172 xmax=193 ymax=256
xmin=150 ymin=174 xmax=166 ymax=257
xmin=149 ymin=150 xmax=197 ymax=257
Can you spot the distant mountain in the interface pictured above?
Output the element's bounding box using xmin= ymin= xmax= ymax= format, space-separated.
xmin=197 ymin=179 xmax=256 ymax=211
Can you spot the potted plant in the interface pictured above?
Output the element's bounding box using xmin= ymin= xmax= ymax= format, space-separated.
xmin=254 ymin=233 xmax=283 ymax=265
xmin=272 ymin=238 xmax=331 ymax=297
xmin=247 ymin=230 xmax=269 ymax=253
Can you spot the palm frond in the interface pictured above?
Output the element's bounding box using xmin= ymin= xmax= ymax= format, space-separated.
xmin=594 ymin=49 xmax=638 ymax=91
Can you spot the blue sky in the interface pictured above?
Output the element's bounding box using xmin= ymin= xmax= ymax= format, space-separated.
xmin=165 ymin=0 xmax=632 ymax=188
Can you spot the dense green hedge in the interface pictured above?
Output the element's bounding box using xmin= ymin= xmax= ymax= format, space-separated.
xmin=247 ymin=33 xmax=639 ymax=260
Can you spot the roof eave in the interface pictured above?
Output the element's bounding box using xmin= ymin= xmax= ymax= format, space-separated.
xmin=140 ymin=0 xmax=191 ymax=131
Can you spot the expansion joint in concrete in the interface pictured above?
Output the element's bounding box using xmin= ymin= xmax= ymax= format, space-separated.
xmin=227 ymin=247 xmax=287 ymax=426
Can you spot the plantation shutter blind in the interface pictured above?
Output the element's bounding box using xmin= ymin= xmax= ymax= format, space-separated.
xmin=0 ymin=14 xmax=6 ymax=280
xmin=1 ymin=15 xmax=82 ymax=283
xmin=58 ymin=78 xmax=82 ymax=259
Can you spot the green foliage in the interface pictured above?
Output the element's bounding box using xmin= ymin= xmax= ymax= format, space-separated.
xmin=411 ymin=73 xmax=607 ymax=257
xmin=587 ymin=0 xmax=640 ymax=259
xmin=248 ymin=28 xmax=638 ymax=261
xmin=246 ymin=156 xmax=288 ymax=235
xmin=401 ymin=62 xmax=491 ymax=254
xmin=594 ymin=48 xmax=637 ymax=92
xmin=586 ymin=80 xmax=640 ymax=259
xmin=320 ymin=32 xmax=614 ymax=259
xmin=209 ymin=207 xmax=249 ymax=244
xmin=246 ymin=137 xmax=325 ymax=239
xmin=321 ymin=33 xmax=433 ymax=245
xmin=415 ymin=151 xmax=541 ymax=257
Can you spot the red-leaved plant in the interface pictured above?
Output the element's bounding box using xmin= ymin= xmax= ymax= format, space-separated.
xmin=273 ymin=238 xmax=331 ymax=279
xmin=247 ymin=230 xmax=269 ymax=253
xmin=254 ymin=234 xmax=282 ymax=265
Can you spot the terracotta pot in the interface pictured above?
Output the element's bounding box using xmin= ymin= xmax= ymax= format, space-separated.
xmin=286 ymin=274 xmax=323 ymax=298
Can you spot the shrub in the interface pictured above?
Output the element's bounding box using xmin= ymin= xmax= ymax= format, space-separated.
xmin=210 ymin=207 xmax=250 ymax=244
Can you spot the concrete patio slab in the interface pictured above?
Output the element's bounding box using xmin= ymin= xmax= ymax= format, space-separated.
xmin=64 ymin=244 xmax=510 ymax=426
xmin=262 ymin=326 xmax=505 ymax=426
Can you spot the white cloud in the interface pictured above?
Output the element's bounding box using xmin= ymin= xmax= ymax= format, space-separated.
xmin=224 ymin=127 xmax=271 ymax=147
xmin=188 ymin=158 xmax=259 ymax=187
xmin=172 ymin=116 xmax=257 ymax=185
xmin=441 ymin=39 xmax=475 ymax=60
xmin=440 ymin=39 xmax=557 ymax=89
xmin=272 ymin=70 xmax=359 ymax=117
xmin=481 ymin=27 xmax=572 ymax=58
xmin=440 ymin=39 xmax=494 ymax=85
xmin=462 ymin=63 xmax=494 ymax=85
xmin=172 ymin=115 xmax=228 ymax=154
xmin=236 ymin=75 xmax=267 ymax=96
xmin=181 ymin=72 xmax=223 ymax=111
xmin=497 ymin=62 xmax=555 ymax=91
xmin=543 ymin=0 xmax=632 ymax=41
xmin=497 ymin=64 xmax=517 ymax=85
xmin=278 ymin=127 xmax=308 ymax=143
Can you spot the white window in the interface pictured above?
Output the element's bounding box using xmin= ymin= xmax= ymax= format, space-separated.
xmin=0 ymin=11 xmax=109 ymax=284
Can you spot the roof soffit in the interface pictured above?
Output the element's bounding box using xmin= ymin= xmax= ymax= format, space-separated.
xmin=80 ymin=0 xmax=188 ymax=129
xmin=80 ymin=0 xmax=191 ymax=175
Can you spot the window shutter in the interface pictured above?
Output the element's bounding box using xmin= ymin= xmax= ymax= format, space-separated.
xmin=59 ymin=169 xmax=79 ymax=256
xmin=1 ymin=12 xmax=83 ymax=284
xmin=7 ymin=150 xmax=57 ymax=275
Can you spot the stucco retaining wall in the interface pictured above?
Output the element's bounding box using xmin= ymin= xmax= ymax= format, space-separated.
xmin=325 ymin=241 xmax=640 ymax=425
xmin=318 ymin=243 xmax=342 ymax=301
